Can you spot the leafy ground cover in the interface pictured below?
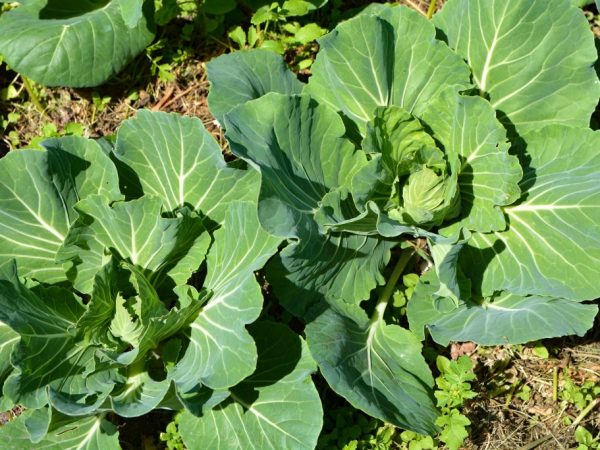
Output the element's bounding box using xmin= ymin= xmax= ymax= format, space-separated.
xmin=0 ymin=0 xmax=599 ymax=449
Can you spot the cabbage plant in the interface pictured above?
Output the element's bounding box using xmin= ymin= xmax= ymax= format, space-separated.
xmin=1 ymin=0 xmax=599 ymax=446
xmin=207 ymin=0 xmax=600 ymax=435
xmin=0 ymin=111 xmax=322 ymax=448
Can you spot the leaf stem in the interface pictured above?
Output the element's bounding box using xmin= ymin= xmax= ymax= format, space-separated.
xmin=21 ymin=76 xmax=45 ymax=115
xmin=371 ymin=248 xmax=414 ymax=324
xmin=128 ymin=357 xmax=147 ymax=379
xmin=571 ymin=398 xmax=600 ymax=429
xmin=426 ymin=0 xmax=437 ymax=19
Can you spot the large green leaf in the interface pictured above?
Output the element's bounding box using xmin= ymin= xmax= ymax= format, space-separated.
xmin=306 ymin=301 xmax=439 ymax=435
xmin=114 ymin=110 xmax=258 ymax=221
xmin=462 ymin=126 xmax=600 ymax=301
xmin=0 ymin=137 xmax=121 ymax=285
xmin=121 ymin=264 xmax=209 ymax=362
xmin=0 ymin=410 xmax=120 ymax=450
xmin=0 ymin=261 xmax=18 ymax=385
xmin=434 ymin=0 xmax=600 ymax=136
xmin=408 ymin=271 xmax=598 ymax=345
xmin=60 ymin=195 xmax=212 ymax=293
xmin=305 ymin=4 xmax=471 ymax=134
xmin=422 ymin=95 xmax=522 ymax=233
xmin=1 ymin=255 xmax=195 ymax=416
xmin=0 ymin=0 xmax=154 ymax=87
xmin=109 ymin=370 xmax=171 ymax=418
xmin=268 ymin=232 xmax=394 ymax=317
xmin=224 ymin=93 xmax=394 ymax=315
xmin=225 ymin=94 xmax=362 ymax=238
xmin=179 ymin=322 xmax=322 ymax=450
xmin=75 ymin=259 xmax=131 ymax=340
xmin=0 ymin=262 xmax=97 ymax=410
xmin=173 ymin=202 xmax=281 ymax=392
xmin=4 ymin=256 xmax=209 ymax=417
xmin=0 ymin=321 xmax=18 ymax=408
xmin=207 ymin=49 xmax=303 ymax=124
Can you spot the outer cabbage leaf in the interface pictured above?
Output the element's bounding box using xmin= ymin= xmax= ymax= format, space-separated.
xmin=305 ymin=4 xmax=471 ymax=134
xmin=428 ymin=232 xmax=470 ymax=303
xmin=207 ymin=49 xmax=303 ymax=125
xmin=0 ymin=409 xmax=119 ymax=450
xmin=59 ymin=196 xmax=212 ymax=294
xmin=173 ymin=202 xmax=281 ymax=392
xmin=408 ymin=271 xmax=598 ymax=345
xmin=434 ymin=0 xmax=600 ymax=136
xmin=268 ymin=231 xmax=394 ymax=317
xmin=108 ymin=370 xmax=171 ymax=418
xmin=0 ymin=261 xmax=99 ymax=410
xmin=0 ymin=0 xmax=154 ymax=87
xmin=0 ymin=137 xmax=121 ymax=285
xmin=0 ymin=321 xmax=17 ymax=378
xmin=119 ymin=0 xmax=144 ymax=28
xmin=76 ymin=259 xmax=133 ymax=347
xmin=0 ymin=261 xmax=18 ymax=392
xmin=114 ymin=110 xmax=258 ymax=221
xmin=120 ymin=265 xmax=208 ymax=360
xmin=224 ymin=93 xmax=394 ymax=316
xmin=62 ymin=263 xmax=207 ymax=417
xmin=306 ymin=300 xmax=439 ymax=435
xmin=225 ymin=94 xmax=362 ymax=238
xmin=179 ymin=322 xmax=322 ymax=450
xmin=422 ymin=95 xmax=522 ymax=233
xmin=462 ymin=126 xmax=600 ymax=301
xmin=0 ymin=253 xmax=208 ymax=417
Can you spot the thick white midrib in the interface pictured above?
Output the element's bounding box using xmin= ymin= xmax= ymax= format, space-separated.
xmin=73 ymin=418 xmax=101 ymax=450
xmin=506 ymin=204 xmax=594 ymax=212
xmin=5 ymin=189 xmax=66 ymax=241
xmin=479 ymin=3 xmax=509 ymax=93
xmin=228 ymin=392 xmax=304 ymax=446
xmin=129 ymin=217 xmax=138 ymax=264
xmin=0 ymin=336 xmax=19 ymax=349
xmin=179 ymin=127 xmax=186 ymax=207
xmin=365 ymin=305 xmax=385 ymax=397
xmin=120 ymin=373 xmax=144 ymax=397
xmin=484 ymin=303 xmax=524 ymax=312
xmin=46 ymin=26 xmax=68 ymax=71
xmin=365 ymin=325 xmax=376 ymax=392
xmin=190 ymin=322 xmax=219 ymax=345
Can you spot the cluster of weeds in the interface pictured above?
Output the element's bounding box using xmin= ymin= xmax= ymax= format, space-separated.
xmin=227 ymin=2 xmax=327 ymax=71
xmin=159 ymin=413 xmax=185 ymax=450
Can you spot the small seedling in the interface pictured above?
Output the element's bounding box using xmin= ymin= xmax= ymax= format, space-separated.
xmin=575 ymin=426 xmax=600 ymax=450
xmin=434 ymin=356 xmax=476 ymax=450
xmin=160 ymin=414 xmax=185 ymax=450
xmin=561 ymin=369 xmax=600 ymax=411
